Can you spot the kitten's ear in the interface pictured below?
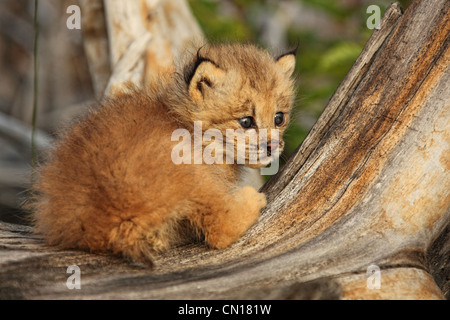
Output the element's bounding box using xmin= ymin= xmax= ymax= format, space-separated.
xmin=187 ymin=59 xmax=226 ymax=103
xmin=275 ymin=49 xmax=297 ymax=77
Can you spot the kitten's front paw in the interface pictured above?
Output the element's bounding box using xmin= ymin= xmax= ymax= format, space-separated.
xmin=234 ymin=186 xmax=267 ymax=230
xmin=238 ymin=185 xmax=267 ymax=213
xmin=206 ymin=186 xmax=267 ymax=250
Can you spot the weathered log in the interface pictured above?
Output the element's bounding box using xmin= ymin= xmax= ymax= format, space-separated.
xmin=0 ymin=0 xmax=449 ymax=300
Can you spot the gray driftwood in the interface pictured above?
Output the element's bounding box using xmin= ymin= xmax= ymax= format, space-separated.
xmin=0 ymin=0 xmax=449 ymax=299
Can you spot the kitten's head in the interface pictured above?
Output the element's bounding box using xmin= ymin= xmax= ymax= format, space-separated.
xmin=171 ymin=43 xmax=296 ymax=168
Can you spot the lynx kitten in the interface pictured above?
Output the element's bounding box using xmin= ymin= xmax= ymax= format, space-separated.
xmin=31 ymin=43 xmax=296 ymax=267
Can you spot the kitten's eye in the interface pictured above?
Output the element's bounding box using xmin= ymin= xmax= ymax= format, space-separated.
xmin=239 ymin=116 xmax=254 ymax=129
xmin=274 ymin=112 xmax=285 ymax=126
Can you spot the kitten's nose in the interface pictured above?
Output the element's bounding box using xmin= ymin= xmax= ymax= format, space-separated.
xmin=265 ymin=141 xmax=279 ymax=156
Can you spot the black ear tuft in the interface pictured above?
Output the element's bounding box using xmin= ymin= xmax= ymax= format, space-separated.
xmin=184 ymin=46 xmax=220 ymax=86
xmin=275 ymin=43 xmax=299 ymax=62
xmin=185 ymin=48 xmax=226 ymax=102
xmin=275 ymin=44 xmax=298 ymax=77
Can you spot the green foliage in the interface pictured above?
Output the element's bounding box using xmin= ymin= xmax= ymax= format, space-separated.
xmin=318 ymin=42 xmax=363 ymax=76
xmin=301 ymin=0 xmax=354 ymax=19
xmin=189 ymin=0 xmax=254 ymax=42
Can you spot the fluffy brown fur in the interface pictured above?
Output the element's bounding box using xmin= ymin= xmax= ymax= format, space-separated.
xmin=31 ymin=43 xmax=296 ymax=267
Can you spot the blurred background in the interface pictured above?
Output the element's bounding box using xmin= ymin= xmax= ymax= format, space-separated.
xmin=0 ymin=0 xmax=412 ymax=224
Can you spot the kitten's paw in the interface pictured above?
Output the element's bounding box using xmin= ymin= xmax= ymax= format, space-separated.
xmin=125 ymin=240 xmax=155 ymax=268
xmin=108 ymin=221 xmax=155 ymax=268
xmin=233 ymin=185 xmax=267 ymax=233
xmin=201 ymin=187 xmax=267 ymax=250
xmin=238 ymin=185 xmax=267 ymax=214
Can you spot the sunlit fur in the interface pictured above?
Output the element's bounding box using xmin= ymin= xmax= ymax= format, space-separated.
xmin=31 ymin=43 xmax=296 ymax=267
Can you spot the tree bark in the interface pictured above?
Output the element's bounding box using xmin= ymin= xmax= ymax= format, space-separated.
xmin=0 ymin=0 xmax=449 ymax=299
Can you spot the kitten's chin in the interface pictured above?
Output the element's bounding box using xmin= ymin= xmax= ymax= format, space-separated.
xmin=244 ymin=158 xmax=275 ymax=169
xmin=241 ymin=150 xmax=281 ymax=169
xmin=245 ymin=163 xmax=267 ymax=169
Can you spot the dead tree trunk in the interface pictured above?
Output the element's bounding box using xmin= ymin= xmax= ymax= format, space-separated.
xmin=0 ymin=0 xmax=448 ymax=299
